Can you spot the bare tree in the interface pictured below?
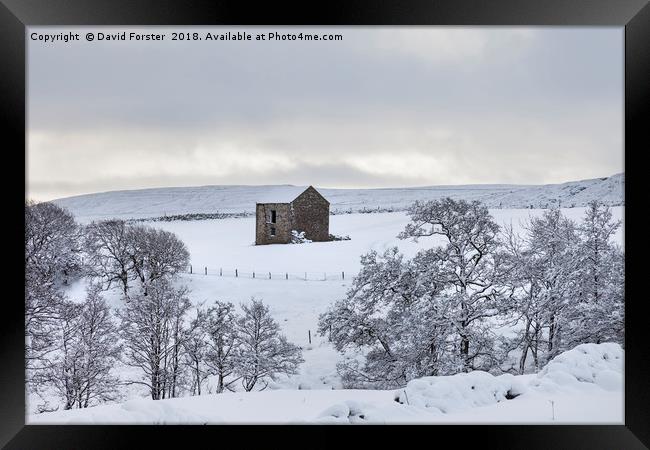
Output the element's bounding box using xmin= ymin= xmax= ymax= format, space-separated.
xmin=182 ymin=308 xmax=209 ymax=396
xmin=127 ymin=225 xmax=190 ymax=295
xmin=39 ymin=285 xmax=122 ymax=410
xmin=25 ymin=200 xmax=80 ymax=379
xmin=84 ymin=222 xmax=190 ymax=299
xmin=40 ymin=300 xmax=84 ymax=410
xmin=165 ymin=284 xmax=193 ymax=399
xmin=25 ymin=275 xmax=64 ymax=375
xmin=75 ymin=283 xmax=122 ymax=407
xmin=25 ymin=200 xmax=82 ymax=283
xmin=83 ymin=220 xmax=134 ymax=298
xmin=235 ymin=299 xmax=303 ymax=392
xmin=117 ymin=280 xmax=192 ymax=400
xmin=203 ymin=301 xmax=240 ymax=393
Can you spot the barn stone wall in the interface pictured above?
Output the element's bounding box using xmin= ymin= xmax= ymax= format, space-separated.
xmin=255 ymin=203 xmax=292 ymax=245
xmin=290 ymin=187 xmax=330 ymax=242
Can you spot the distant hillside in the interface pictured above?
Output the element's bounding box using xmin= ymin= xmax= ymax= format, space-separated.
xmin=52 ymin=173 xmax=624 ymax=222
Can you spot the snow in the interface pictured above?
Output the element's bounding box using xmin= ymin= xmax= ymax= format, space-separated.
xmin=51 ymin=174 xmax=624 ymax=223
xmin=32 ymin=206 xmax=623 ymax=405
xmin=30 ymin=185 xmax=625 ymax=424
xmin=152 ymin=207 xmax=624 ymax=277
xmin=534 ymin=343 xmax=623 ymax=390
xmin=388 ymin=342 xmax=624 ymax=422
xmin=396 ymin=371 xmax=513 ymax=414
xmin=29 ymin=343 xmax=623 ymax=424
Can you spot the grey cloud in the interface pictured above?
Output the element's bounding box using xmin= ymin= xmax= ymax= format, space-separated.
xmin=27 ymin=27 xmax=623 ymax=201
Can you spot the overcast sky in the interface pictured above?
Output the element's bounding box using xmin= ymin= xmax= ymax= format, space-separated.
xmin=27 ymin=27 xmax=623 ymax=201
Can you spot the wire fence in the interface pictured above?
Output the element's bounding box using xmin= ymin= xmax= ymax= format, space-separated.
xmin=187 ymin=265 xmax=349 ymax=282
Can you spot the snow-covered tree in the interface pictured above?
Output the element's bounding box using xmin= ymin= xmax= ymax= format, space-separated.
xmin=182 ymin=308 xmax=209 ymax=396
xmin=25 ymin=274 xmax=64 ymax=376
xmin=40 ymin=285 xmax=121 ymax=410
xmin=25 ymin=201 xmax=81 ymax=379
xmin=500 ymin=204 xmax=624 ymax=370
xmin=525 ymin=208 xmax=580 ymax=361
xmin=319 ymin=248 xmax=457 ymax=388
xmin=499 ymin=224 xmax=548 ymax=373
xmin=40 ymin=299 xmax=84 ymax=410
xmin=25 ymin=200 xmax=82 ymax=283
xmin=567 ymin=201 xmax=624 ymax=346
xmin=127 ymin=225 xmax=190 ymax=295
xmin=234 ymin=299 xmax=303 ymax=392
xmin=320 ymin=198 xmax=510 ymax=386
xmin=83 ymin=220 xmax=134 ymax=298
xmin=398 ymin=198 xmax=506 ymax=372
xmin=203 ymin=301 xmax=240 ymax=393
xmin=165 ymin=284 xmax=193 ymax=398
xmin=117 ymin=280 xmax=192 ymax=400
xmin=84 ymin=221 xmax=190 ymax=299
xmin=74 ymin=284 xmax=122 ymax=407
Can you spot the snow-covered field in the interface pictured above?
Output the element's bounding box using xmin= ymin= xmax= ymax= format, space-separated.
xmin=51 ymin=173 xmax=624 ymax=223
xmin=152 ymin=207 xmax=624 ymax=276
xmin=28 ymin=204 xmax=624 ymax=424
xmin=29 ymin=343 xmax=624 ymax=424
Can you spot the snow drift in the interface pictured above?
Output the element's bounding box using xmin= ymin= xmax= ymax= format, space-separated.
xmin=29 ymin=343 xmax=622 ymax=424
xmin=532 ymin=342 xmax=623 ymax=392
xmin=317 ymin=342 xmax=623 ymax=423
xmin=394 ymin=371 xmax=514 ymax=414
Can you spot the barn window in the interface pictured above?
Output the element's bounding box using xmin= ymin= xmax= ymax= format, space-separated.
xmin=266 ymin=209 xmax=277 ymax=223
xmin=270 ymin=227 xmax=276 ymax=237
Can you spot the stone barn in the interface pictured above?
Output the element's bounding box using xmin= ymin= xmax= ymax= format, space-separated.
xmin=255 ymin=186 xmax=330 ymax=245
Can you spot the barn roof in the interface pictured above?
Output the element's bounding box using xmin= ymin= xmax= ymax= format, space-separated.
xmin=255 ymin=185 xmax=311 ymax=204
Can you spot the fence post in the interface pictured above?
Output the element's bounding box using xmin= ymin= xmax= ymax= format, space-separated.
xmin=220 ymin=268 xmax=222 ymax=276
xmin=205 ymin=267 xmax=207 ymax=275
xmin=253 ymin=271 xmax=255 ymax=279
xmin=269 ymin=272 xmax=271 ymax=279
xmin=189 ymin=264 xmax=192 ymax=274
xmin=308 ymin=330 xmax=311 ymax=344
xmin=286 ymin=272 xmax=288 ymax=280
xmin=235 ymin=269 xmax=238 ymax=277
xmin=342 ymin=271 xmax=344 ymax=280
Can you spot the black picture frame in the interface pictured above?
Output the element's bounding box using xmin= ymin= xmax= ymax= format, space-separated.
xmin=1 ymin=0 xmax=647 ymax=448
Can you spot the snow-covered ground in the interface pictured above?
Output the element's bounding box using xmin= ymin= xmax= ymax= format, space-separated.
xmin=152 ymin=207 xmax=624 ymax=277
xmin=51 ymin=173 xmax=624 ymax=223
xmin=30 ymin=183 xmax=625 ymax=424
xmin=29 ymin=343 xmax=623 ymax=424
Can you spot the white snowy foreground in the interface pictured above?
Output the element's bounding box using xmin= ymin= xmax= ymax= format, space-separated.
xmin=29 ymin=343 xmax=623 ymax=424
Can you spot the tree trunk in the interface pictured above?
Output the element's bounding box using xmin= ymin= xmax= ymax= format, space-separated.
xmin=217 ymin=374 xmax=224 ymax=394
xmin=519 ymin=346 xmax=528 ymax=375
xmin=195 ymin=360 xmax=201 ymax=395
xmin=519 ymin=319 xmax=532 ymax=374
xmin=460 ymin=333 xmax=470 ymax=372
xmin=548 ymin=314 xmax=555 ymax=354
